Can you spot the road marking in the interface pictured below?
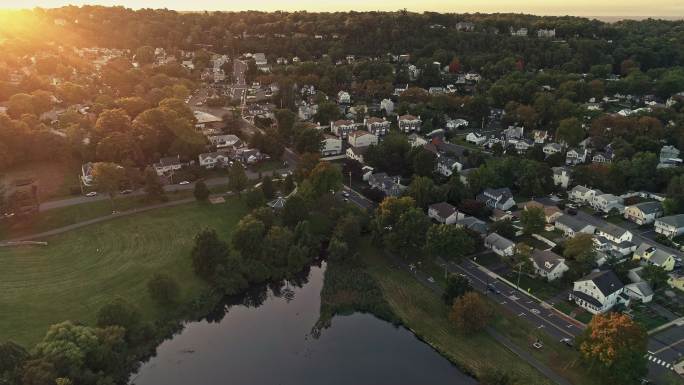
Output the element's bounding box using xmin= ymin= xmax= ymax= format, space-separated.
xmin=537 ymin=325 xmax=545 ymax=329
xmin=530 ymin=309 xmax=540 ymax=315
xmin=500 ymin=301 xmax=507 ymax=305
xmin=652 ymin=337 xmax=684 ymax=354
xmin=518 ymin=312 xmax=526 ymax=317
xmin=567 ymin=324 xmax=574 ymax=328
xmin=509 ymin=295 xmax=519 ymax=301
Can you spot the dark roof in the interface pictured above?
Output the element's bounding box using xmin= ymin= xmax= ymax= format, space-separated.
xmin=429 ymin=202 xmax=457 ymax=219
xmin=580 ymin=270 xmax=624 ymax=297
xmin=556 ymin=214 xmax=592 ymax=232
xmin=531 ymin=249 xmax=564 ymax=273
xmin=598 ymin=223 xmax=630 ymax=239
xmin=657 ymin=214 xmax=684 ymax=228
xmin=571 ymin=290 xmax=604 ymax=308
xmin=632 ymin=201 xmax=663 ymax=215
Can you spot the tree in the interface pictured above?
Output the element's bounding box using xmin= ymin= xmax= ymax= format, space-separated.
xmin=579 ymin=313 xmax=647 ymax=384
xmin=261 ymin=176 xmax=275 ymax=199
xmin=191 ymin=228 xmax=229 ymax=280
xmin=563 ymin=233 xmax=596 ymax=264
xmin=443 ymin=274 xmax=473 ymax=305
xmin=407 ymin=176 xmax=440 ymax=208
xmin=411 ymin=148 xmax=437 ymax=177
xmin=294 ymin=127 xmax=323 ymax=153
xmin=135 ymin=46 xmax=155 ymax=65
xmin=143 ymin=166 xmax=166 ymax=202
xmin=425 ymin=224 xmax=475 ymax=261
xmin=244 ymin=188 xmax=266 ymax=209
xmin=304 ymin=161 xmax=342 ymax=197
xmin=327 ymin=237 xmax=349 ymax=261
xmin=556 ymin=117 xmax=584 ymax=147
xmin=0 ymin=341 xmax=27 ymax=384
xmin=96 ymin=297 xmax=141 ymax=338
xmin=92 ymin=162 xmax=126 ymax=211
xmin=232 ymin=215 xmax=266 ymax=260
xmin=385 ymin=207 xmax=431 ymax=257
xmin=520 ymin=207 xmax=545 ymax=235
xmin=228 ymin=163 xmax=248 ymax=196
xmin=20 ymin=358 xmax=56 ymax=385
xmin=147 ymin=273 xmax=180 ymax=306
xmin=449 ymin=292 xmax=493 ymax=333
xmin=95 ymin=108 xmax=132 ymax=134
xmin=333 ymin=214 xmax=362 ymax=246
xmin=282 ymin=194 xmax=309 ymax=228
xmin=193 ymin=181 xmax=210 ymax=201
xmin=642 ymin=264 xmax=669 ymax=290
xmin=490 ymin=219 xmax=516 ymax=239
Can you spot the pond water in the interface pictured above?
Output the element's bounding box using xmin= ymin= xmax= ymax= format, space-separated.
xmin=131 ymin=262 xmax=475 ymax=385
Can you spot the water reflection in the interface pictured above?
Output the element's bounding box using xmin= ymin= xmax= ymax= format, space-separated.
xmin=131 ymin=262 xmax=475 ymax=385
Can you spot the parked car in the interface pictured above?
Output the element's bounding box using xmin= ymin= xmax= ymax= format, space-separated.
xmin=85 ymin=192 xmax=97 ymax=197
xmin=343 ymin=191 xmax=350 ymax=198
xmin=179 ymin=181 xmax=190 ymax=185
xmin=566 ymin=207 xmax=578 ymax=215
xmin=120 ymin=189 xmax=133 ymax=194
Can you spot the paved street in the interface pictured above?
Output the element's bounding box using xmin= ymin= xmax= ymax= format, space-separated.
xmin=649 ymin=325 xmax=684 ymax=372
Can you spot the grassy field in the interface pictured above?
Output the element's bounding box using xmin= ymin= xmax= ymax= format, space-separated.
xmin=0 ymin=198 xmax=247 ymax=347
xmin=361 ymin=241 xmax=555 ymax=384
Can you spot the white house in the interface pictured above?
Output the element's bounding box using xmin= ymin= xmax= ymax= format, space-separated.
xmin=569 ymin=270 xmax=627 ymax=314
xmin=364 ymin=117 xmax=390 ymax=136
xmin=566 ymin=147 xmax=588 ymax=165
xmin=552 ymin=167 xmax=571 ymax=189
xmin=633 ymin=243 xmax=677 ymax=271
xmin=348 ymin=130 xmax=378 ymax=148
xmin=380 ymin=98 xmax=394 ymax=114
xmin=655 ymin=214 xmax=684 ymax=239
xmin=198 ymin=151 xmax=231 ymax=169
xmin=428 ymin=202 xmax=464 ymax=225
xmin=436 ymin=156 xmax=462 ymax=177
xmin=368 ymin=172 xmax=405 ymax=197
xmin=503 ymin=126 xmax=524 ymax=140
xmin=408 ymin=134 xmax=428 ymax=148
xmin=569 ymin=185 xmax=600 ymax=204
xmin=208 ymin=134 xmax=241 ymax=149
xmin=153 ymin=155 xmax=182 ymax=176
xmin=555 ymin=214 xmax=596 ymax=237
xmin=484 ymin=233 xmax=515 ymax=257
xmin=397 ymin=114 xmax=422 ymax=132
xmin=330 ymin=120 xmax=357 ymax=138
xmin=597 ymin=223 xmax=632 ymax=244
xmin=346 ymin=146 xmax=369 ymax=164
xmin=321 ymin=135 xmax=343 ymax=156
xmin=446 ymin=118 xmax=469 ymax=130
xmin=466 ymin=132 xmax=487 ymax=146
xmin=476 ymin=187 xmax=516 ymax=211
xmin=591 ymin=193 xmax=624 ymax=214
xmin=337 ymin=91 xmax=351 ymax=104
xmin=537 ymin=29 xmax=556 ymax=38
xmin=543 ymin=143 xmax=563 ymax=157
xmin=624 ymin=201 xmax=663 ymax=225
xmin=624 ymin=281 xmax=654 ymax=304
xmin=531 ymin=249 xmax=569 ymax=281
xmin=658 ymin=145 xmax=681 ymax=168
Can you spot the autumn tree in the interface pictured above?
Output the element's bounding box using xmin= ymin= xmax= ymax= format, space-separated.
xmin=449 ymin=292 xmax=493 ymax=333
xmin=92 ymin=162 xmax=126 ymax=211
xmin=143 ymin=166 xmax=166 ymax=202
xmin=579 ymin=313 xmax=647 ymax=384
xmin=443 ymin=274 xmax=473 ymax=305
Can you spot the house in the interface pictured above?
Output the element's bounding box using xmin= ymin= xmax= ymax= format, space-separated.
xmin=455 ymin=21 xmax=475 ymax=31
xmin=81 ymin=162 xmax=94 ymax=186
xmin=298 ymin=103 xmax=318 ymax=120
xmin=348 ymin=130 xmax=378 ymax=148
xmin=668 ymin=273 xmax=684 ymax=292
xmin=364 ymin=117 xmax=390 ymax=136
xmin=566 ymin=147 xmax=588 ymax=165
xmin=490 ymin=209 xmax=515 ymax=222
xmin=655 ymin=214 xmax=684 ymax=239
xmin=658 ymin=145 xmax=681 ymax=168
xmin=346 ymin=146 xmax=369 ymax=164
xmin=428 ymin=202 xmax=464 ymax=225
xmin=531 ymin=249 xmax=569 ymax=281
xmin=368 ymin=172 xmax=405 ymax=197
xmin=198 ymin=151 xmax=231 ymax=169
xmin=594 ymin=224 xmax=635 ymax=256
xmin=408 ymin=134 xmax=428 ymax=147
xmin=208 ymin=134 xmax=241 ymax=149
xmin=321 ymin=135 xmax=343 ymax=156
xmin=484 ymin=233 xmax=515 ymax=257
xmin=459 ymin=168 xmax=476 ymax=186
xmin=624 ymin=281 xmax=654 ymax=303
xmin=633 ymin=243 xmax=677 ymax=271
xmin=330 ymin=120 xmax=356 ymax=138
xmin=537 ymin=28 xmax=556 ymax=38
xmin=555 ymin=214 xmax=596 ymax=237
xmin=380 ymin=99 xmax=394 ymax=114
xmin=397 ymin=114 xmax=421 ymax=132
xmin=592 ymin=151 xmax=613 ymax=164
xmin=624 ymin=201 xmax=663 ymax=225
xmin=476 ymin=187 xmax=516 ymax=211
xmin=521 ymin=201 xmax=562 ymax=223
xmin=436 ymin=156 xmax=462 ymax=177
xmin=446 ymin=119 xmax=468 ymax=130
xmin=337 ymin=91 xmax=351 ymax=104
xmin=153 ymin=155 xmax=182 ymax=176
xmin=569 ymin=270 xmax=627 ymax=314
xmin=591 ymin=193 xmax=624 ymax=214
xmin=543 ymin=143 xmax=563 ymax=157
xmin=503 ymin=126 xmax=524 ymax=140
xmin=236 ymin=148 xmax=263 ymax=164
xmin=569 ymin=185 xmax=600 ymax=204
xmin=510 ymin=27 xmax=528 ymax=37
xmin=465 ymin=132 xmax=487 ymax=146
xmin=597 ymin=223 xmax=632 ymax=244
xmin=529 ymin=130 xmax=548 ymax=144
xmin=552 ymin=167 xmax=571 ymax=189
xmin=457 ymin=216 xmax=488 ymax=235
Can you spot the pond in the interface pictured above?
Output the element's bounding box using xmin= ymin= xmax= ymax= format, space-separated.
xmin=130 ymin=262 xmax=475 ymax=385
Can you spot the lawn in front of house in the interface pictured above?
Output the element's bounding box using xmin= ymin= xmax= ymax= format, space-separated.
xmin=0 ymin=198 xmax=247 ymax=347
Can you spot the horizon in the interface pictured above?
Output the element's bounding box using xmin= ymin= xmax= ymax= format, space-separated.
xmin=0 ymin=1 xmax=683 ymax=19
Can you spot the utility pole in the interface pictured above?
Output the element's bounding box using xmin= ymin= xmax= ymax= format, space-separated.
xmin=516 ymin=262 xmax=523 ymax=290
xmin=349 ymin=171 xmax=352 ymax=189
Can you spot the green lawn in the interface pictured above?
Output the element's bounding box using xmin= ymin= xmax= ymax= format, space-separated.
xmin=503 ymin=273 xmax=564 ymax=301
xmin=0 ymin=199 xmax=247 ymax=347
xmin=474 ymin=252 xmax=501 ymax=269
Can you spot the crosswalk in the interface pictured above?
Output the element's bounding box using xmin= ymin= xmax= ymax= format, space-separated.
xmin=646 ymin=353 xmax=674 ymax=370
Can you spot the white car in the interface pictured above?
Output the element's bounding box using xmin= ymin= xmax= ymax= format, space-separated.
xmin=85 ymin=192 xmax=97 ymax=197
xmin=179 ymin=181 xmax=190 ymax=185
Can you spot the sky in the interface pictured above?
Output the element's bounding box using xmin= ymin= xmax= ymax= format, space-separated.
xmin=0 ymin=0 xmax=683 ymax=18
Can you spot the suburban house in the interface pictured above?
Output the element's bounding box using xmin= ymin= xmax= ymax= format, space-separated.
xmin=655 ymin=214 xmax=684 ymax=239
xmin=436 ymin=156 xmax=462 ymax=177
xmin=208 ymin=134 xmax=241 ymax=149
xmin=658 ymin=145 xmax=681 ymax=168
xmin=633 ymin=243 xmax=677 ymax=271
xmin=476 ymin=187 xmax=516 ymax=211
xmin=569 ymin=185 xmax=600 ymax=204
xmin=397 ymin=114 xmax=422 ymax=132
xmin=552 ymin=167 xmax=571 ymax=189
xmin=522 ymin=201 xmax=562 ymax=223
xmin=368 ymin=172 xmax=405 ymax=197
xmin=348 ymin=130 xmax=378 ymax=148
xmin=456 ymin=216 xmax=488 ymax=235
xmin=236 ymin=148 xmax=263 ymax=164
xmin=321 ymin=135 xmax=343 ymax=156
xmin=514 ymin=139 xmax=534 ymax=154
xmin=569 ymin=270 xmax=627 ymax=314
xmin=502 ymin=126 xmax=524 ymax=140
xmin=428 ymin=202 xmax=464 ymax=225
xmin=337 ymin=90 xmax=351 ymax=104
xmin=153 ymin=155 xmax=183 ymax=176
xmin=330 ymin=119 xmax=357 ymax=138
xmin=198 ymin=151 xmax=231 ymax=169
xmin=446 ymin=118 xmax=468 ymax=130
xmin=531 ymin=249 xmax=569 ymax=281
xmin=624 ymin=201 xmax=663 ymax=225
xmin=591 ymin=193 xmax=624 ymax=213
xmin=594 ymin=223 xmax=635 ymax=257
xmin=81 ymin=162 xmax=94 ymax=186
xmin=624 ymin=281 xmax=654 ymax=303
xmin=533 ymin=130 xmax=548 ymax=144
xmin=346 ymin=146 xmax=369 ymax=164
xmin=566 ymin=147 xmax=588 ymax=165
xmin=380 ymin=98 xmax=394 ymax=114
xmin=364 ymin=117 xmax=390 ymax=136
xmin=537 ymin=28 xmax=556 ymax=38
xmin=596 ymin=223 xmax=632 ymax=243
xmin=543 ymin=143 xmax=563 ymax=156
xmin=408 ymin=133 xmax=428 ymax=147
xmin=592 ymin=151 xmax=614 ymax=164
xmin=668 ymin=273 xmax=684 ymax=292
xmin=466 ymin=132 xmax=487 ymax=146
xmin=555 ymin=214 xmax=596 ymax=237
xmin=484 ymin=233 xmax=515 ymax=257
